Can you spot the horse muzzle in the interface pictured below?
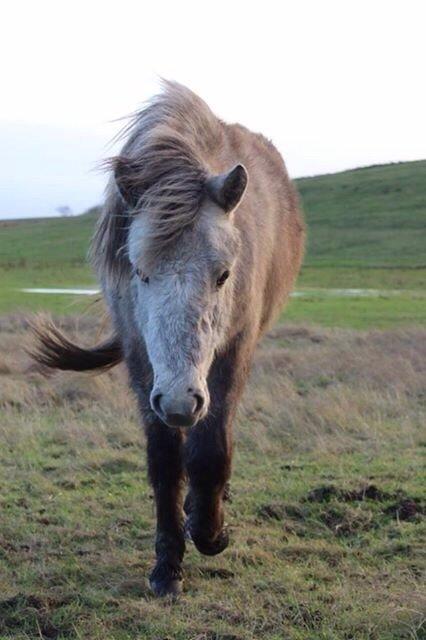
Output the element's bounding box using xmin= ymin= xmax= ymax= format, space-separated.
xmin=150 ymin=386 xmax=208 ymax=428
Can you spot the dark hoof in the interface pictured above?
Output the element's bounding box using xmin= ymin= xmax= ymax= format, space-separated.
xmin=191 ymin=528 xmax=229 ymax=556
xmin=149 ymin=562 xmax=183 ymax=597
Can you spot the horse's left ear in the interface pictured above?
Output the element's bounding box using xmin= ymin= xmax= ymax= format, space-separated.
xmin=206 ymin=164 xmax=248 ymax=213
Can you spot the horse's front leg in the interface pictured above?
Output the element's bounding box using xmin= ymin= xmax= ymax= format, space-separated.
xmin=145 ymin=422 xmax=186 ymax=596
xmin=184 ymin=335 xmax=253 ymax=556
xmin=185 ymin=416 xmax=232 ymax=556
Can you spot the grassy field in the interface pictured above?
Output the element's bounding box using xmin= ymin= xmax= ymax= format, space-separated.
xmin=298 ymin=161 xmax=426 ymax=269
xmin=0 ymin=317 xmax=425 ymax=639
xmin=1 ymin=160 xmax=425 ymax=326
xmin=0 ymin=160 xmax=425 ymax=638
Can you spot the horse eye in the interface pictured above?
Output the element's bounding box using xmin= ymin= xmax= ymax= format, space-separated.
xmin=216 ymin=270 xmax=230 ymax=287
xmin=135 ymin=268 xmax=149 ymax=284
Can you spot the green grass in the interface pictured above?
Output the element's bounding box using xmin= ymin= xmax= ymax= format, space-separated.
xmin=298 ymin=160 xmax=426 ymax=268
xmin=1 ymin=160 xmax=426 ymax=326
xmin=0 ymin=266 xmax=97 ymax=315
xmin=2 ymin=267 xmax=426 ymax=328
xmin=1 ymin=160 xmax=425 ymax=637
xmin=298 ymin=266 xmax=426 ymax=290
xmin=1 ymin=322 xmax=424 ymax=639
xmin=0 ymin=209 xmax=98 ymax=315
xmin=0 ymin=209 xmax=97 ymax=269
xmin=1 ymin=438 xmax=424 ymax=639
xmin=283 ymin=289 xmax=426 ymax=329
xmin=1 ymin=160 xmax=426 ymax=325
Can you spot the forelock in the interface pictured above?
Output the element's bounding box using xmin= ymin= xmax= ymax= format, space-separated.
xmin=92 ymin=81 xmax=223 ymax=280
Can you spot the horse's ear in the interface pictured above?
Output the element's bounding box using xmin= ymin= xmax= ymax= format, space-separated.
xmin=206 ymin=164 xmax=248 ymax=213
xmin=113 ymin=156 xmax=142 ymax=207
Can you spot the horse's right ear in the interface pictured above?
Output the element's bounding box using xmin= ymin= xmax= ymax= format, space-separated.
xmin=206 ymin=164 xmax=248 ymax=213
xmin=113 ymin=157 xmax=142 ymax=207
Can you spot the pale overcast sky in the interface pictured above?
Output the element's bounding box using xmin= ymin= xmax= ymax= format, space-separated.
xmin=1 ymin=0 xmax=425 ymax=218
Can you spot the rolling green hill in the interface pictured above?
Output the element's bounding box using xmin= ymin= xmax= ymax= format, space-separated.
xmin=0 ymin=206 xmax=98 ymax=270
xmin=2 ymin=160 xmax=425 ymax=269
xmin=299 ymin=160 xmax=426 ymax=268
xmin=1 ymin=160 xmax=425 ymax=324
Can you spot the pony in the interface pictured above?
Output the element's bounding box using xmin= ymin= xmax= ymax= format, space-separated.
xmin=33 ymin=81 xmax=305 ymax=596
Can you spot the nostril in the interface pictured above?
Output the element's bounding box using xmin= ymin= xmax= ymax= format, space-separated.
xmin=193 ymin=393 xmax=204 ymax=414
xmin=152 ymin=393 xmax=163 ymax=416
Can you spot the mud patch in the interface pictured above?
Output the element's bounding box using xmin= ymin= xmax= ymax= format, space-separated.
xmin=385 ymin=498 xmax=424 ymax=521
xmin=306 ymin=483 xmax=390 ymax=503
xmin=305 ymin=484 xmax=424 ymax=533
xmin=319 ymin=505 xmax=374 ymax=536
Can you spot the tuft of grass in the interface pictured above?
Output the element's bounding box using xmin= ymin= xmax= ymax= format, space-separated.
xmin=0 ymin=317 xmax=424 ymax=639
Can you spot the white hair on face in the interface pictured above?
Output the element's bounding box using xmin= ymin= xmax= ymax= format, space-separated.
xmin=127 ymin=200 xmax=239 ymax=416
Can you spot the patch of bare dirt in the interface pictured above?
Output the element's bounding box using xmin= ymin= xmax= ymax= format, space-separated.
xmin=384 ymin=497 xmax=425 ymax=521
xmin=306 ymin=483 xmax=390 ymax=503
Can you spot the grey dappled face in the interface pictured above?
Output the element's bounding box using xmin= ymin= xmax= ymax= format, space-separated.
xmin=128 ymin=202 xmax=240 ymax=428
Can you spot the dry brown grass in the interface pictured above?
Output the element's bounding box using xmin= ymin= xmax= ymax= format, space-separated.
xmin=241 ymin=324 xmax=426 ymax=454
xmin=1 ymin=315 xmax=425 ymax=457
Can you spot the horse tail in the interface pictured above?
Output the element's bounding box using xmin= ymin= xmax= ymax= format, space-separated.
xmin=29 ymin=318 xmax=123 ymax=372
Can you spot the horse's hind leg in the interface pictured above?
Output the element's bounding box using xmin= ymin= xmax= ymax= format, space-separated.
xmin=185 ymin=417 xmax=232 ymax=556
xmin=145 ymin=422 xmax=186 ymax=596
